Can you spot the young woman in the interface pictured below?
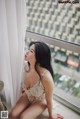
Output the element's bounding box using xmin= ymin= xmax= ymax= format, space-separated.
xmin=9 ymin=41 xmax=63 ymax=119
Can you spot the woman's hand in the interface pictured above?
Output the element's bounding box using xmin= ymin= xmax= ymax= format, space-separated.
xmin=56 ymin=114 xmax=64 ymax=119
xmin=49 ymin=113 xmax=64 ymax=119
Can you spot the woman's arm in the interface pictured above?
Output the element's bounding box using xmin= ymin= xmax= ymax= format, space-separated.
xmin=42 ymin=71 xmax=54 ymax=119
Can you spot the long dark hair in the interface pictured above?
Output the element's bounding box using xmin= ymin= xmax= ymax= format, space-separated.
xmin=29 ymin=41 xmax=54 ymax=78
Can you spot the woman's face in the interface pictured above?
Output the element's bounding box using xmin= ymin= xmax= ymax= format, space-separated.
xmin=25 ymin=44 xmax=36 ymax=63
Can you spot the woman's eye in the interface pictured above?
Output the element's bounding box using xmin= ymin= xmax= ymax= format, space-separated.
xmin=30 ymin=50 xmax=33 ymax=53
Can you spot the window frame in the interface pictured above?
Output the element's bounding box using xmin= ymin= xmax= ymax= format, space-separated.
xmin=26 ymin=30 xmax=80 ymax=114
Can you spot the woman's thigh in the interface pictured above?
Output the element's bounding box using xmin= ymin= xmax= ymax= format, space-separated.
xmin=9 ymin=92 xmax=30 ymax=117
xmin=20 ymin=100 xmax=47 ymax=119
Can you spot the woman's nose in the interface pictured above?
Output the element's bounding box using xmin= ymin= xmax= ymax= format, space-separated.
xmin=25 ymin=50 xmax=29 ymax=56
xmin=26 ymin=50 xmax=29 ymax=55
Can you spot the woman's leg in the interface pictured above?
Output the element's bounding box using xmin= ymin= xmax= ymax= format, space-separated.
xmin=9 ymin=92 xmax=30 ymax=119
xmin=20 ymin=100 xmax=47 ymax=119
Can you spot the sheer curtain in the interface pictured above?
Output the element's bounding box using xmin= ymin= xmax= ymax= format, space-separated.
xmin=0 ymin=0 xmax=26 ymax=107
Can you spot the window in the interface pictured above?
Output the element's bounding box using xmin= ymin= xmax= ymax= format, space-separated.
xmin=25 ymin=0 xmax=80 ymax=114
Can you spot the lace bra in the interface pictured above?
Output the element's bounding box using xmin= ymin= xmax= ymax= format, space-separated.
xmin=22 ymin=70 xmax=47 ymax=103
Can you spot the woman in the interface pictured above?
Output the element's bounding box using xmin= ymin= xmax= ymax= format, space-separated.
xmin=9 ymin=41 xmax=63 ymax=119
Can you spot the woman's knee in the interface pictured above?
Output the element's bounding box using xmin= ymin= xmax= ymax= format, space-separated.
xmin=9 ymin=110 xmax=18 ymax=119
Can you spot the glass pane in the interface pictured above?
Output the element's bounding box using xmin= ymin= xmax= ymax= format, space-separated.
xmin=26 ymin=0 xmax=80 ymax=45
xmin=25 ymin=37 xmax=80 ymax=114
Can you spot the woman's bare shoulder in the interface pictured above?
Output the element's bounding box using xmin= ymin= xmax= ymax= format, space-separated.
xmin=41 ymin=70 xmax=54 ymax=87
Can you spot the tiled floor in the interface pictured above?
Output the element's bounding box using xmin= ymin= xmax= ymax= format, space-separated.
xmin=37 ymin=100 xmax=80 ymax=119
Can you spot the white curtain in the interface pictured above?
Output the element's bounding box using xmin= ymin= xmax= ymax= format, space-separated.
xmin=0 ymin=0 xmax=26 ymax=107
